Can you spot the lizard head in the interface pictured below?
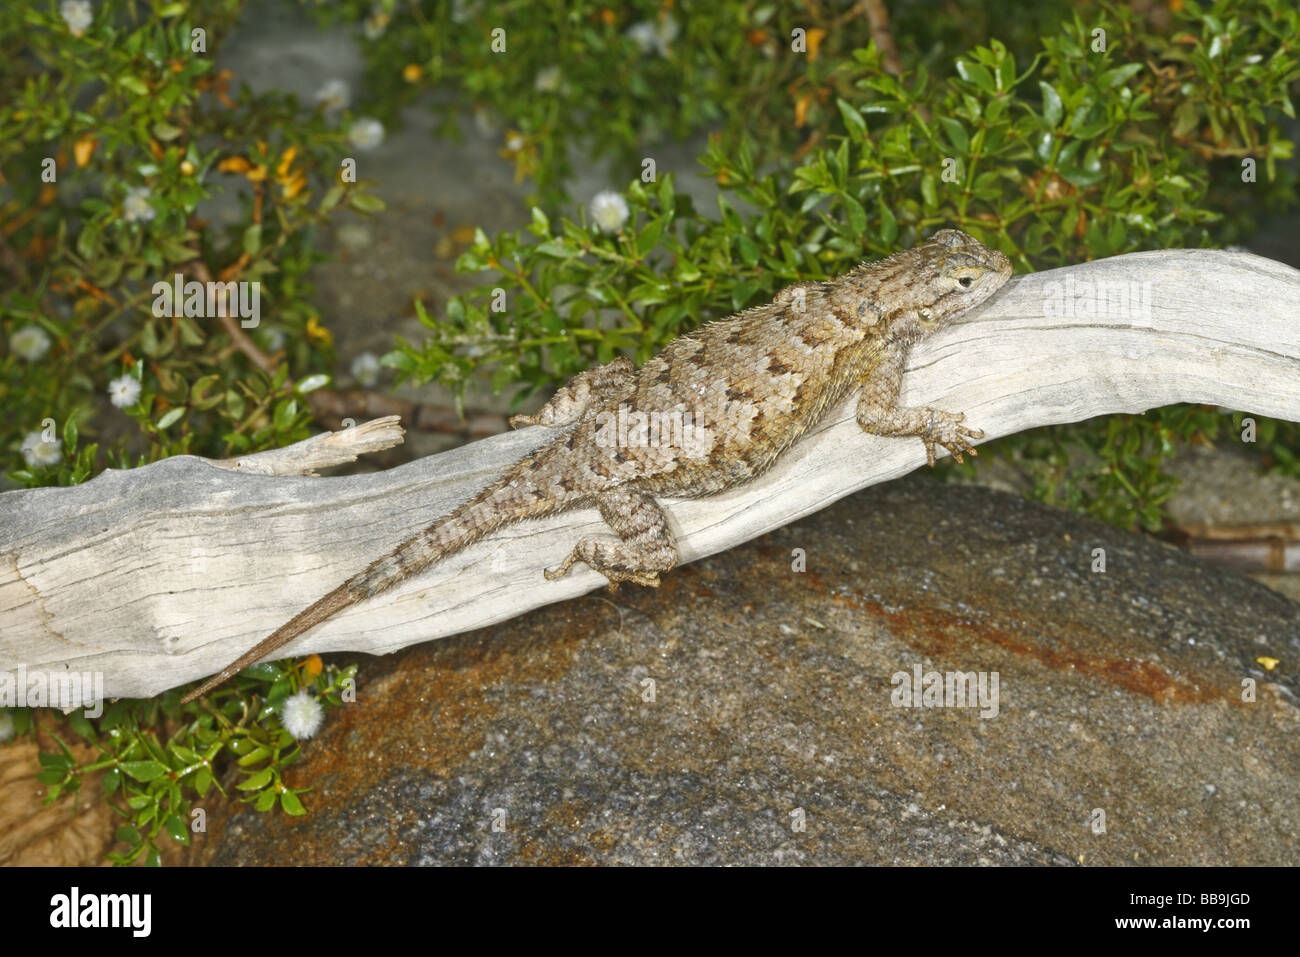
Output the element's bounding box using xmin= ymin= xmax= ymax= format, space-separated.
xmin=909 ymin=228 xmax=1013 ymax=329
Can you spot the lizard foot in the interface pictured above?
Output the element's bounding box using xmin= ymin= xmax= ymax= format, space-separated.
xmin=920 ymin=409 xmax=984 ymax=468
xmin=508 ymin=413 xmax=539 ymax=429
xmin=544 ymin=539 xmax=668 ymax=589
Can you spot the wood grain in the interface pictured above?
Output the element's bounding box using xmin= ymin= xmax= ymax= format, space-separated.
xmin=2 ymin=248 xmax=1298 ymax=698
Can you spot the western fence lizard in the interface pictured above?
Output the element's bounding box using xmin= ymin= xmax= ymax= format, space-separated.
xmin=180 ymin=228 xmax=1012 ymax=702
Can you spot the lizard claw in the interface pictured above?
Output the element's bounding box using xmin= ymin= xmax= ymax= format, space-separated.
xmin=545 ymin=545 xmax=662 ymax=589
xmin=921 ymin=410 xmax=984 ymax=467
xmin=509 ymin=413 xmax=538 ymax=429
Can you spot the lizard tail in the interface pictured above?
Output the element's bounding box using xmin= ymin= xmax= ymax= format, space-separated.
xmin=180 ymin=458 xmax=579 ymax=704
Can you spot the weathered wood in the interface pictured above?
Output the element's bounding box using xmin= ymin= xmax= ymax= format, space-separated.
xmin=2 ymin=248 xmax=1298 ymax=698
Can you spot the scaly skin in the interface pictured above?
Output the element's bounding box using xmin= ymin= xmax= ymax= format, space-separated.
xmin=180 ymin=228 xmax=1012 ymax=702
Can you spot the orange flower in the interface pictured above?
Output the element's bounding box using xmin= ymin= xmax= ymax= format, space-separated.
xmin=305 ymin=316 xmax=333 ymax=345
xmin=275 ymin=146 xmax=298 ymax=179
xmin=74 ymin=136 xmax=97 ymax=167
xmin=218 ymin=156 xmax=252 ymax=173
xmin=280 ymin=170 xmax=307 ymax=199
xmin=805 ymin=28 xmax=826 ymax=62
xmin=794 ymin=91 xmax=813 ymax=127
xmin=402 ymin=63 xmax=422 ymax=83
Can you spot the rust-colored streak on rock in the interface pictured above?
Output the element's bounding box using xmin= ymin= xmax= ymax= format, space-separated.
xmin=834 ymin=592 xmax=1229 ymax=705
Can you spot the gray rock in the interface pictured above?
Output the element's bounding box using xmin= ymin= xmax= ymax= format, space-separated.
xmin=194 ymin=480 xmax=1300 ymax=865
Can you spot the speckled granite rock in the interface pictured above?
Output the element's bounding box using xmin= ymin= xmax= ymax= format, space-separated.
xmin=192 ymin=480 xmax=1300 ymax=865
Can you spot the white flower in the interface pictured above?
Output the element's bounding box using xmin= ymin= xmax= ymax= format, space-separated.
xmin=60 ymin=0 xmax=92 ymax=37
xmin=347 ymin=118 xmax=384 ymax=151
xmin=589 ymin=189 xmax=629 ymax=234
xmin=108 ymin=374 xmax=142 ymax=409
xmin=314 ymin=78 xmax=351 ymax=112
xmin=627 ymin=21 xmax=657 ymax=53
xmin=350 ymin=351 xmax=381 ymax=387
xmin=281 ymin=690 xmax=324 ymax=740
xmin=450 ymin=0 xmax=480 ymax=23
xmin=534 ymin=66 xmax=561 ymax=93
xmin=0 ymin=710 xmax=13 ymax=742
xmin=362 ymin=6 xmax=390 ymax=40
xmin=123 ymin=186 xmax=155 ymax=223
xmin=628 ymin=16 xmax=678 ymax=56
xmin=21 ymin=431 xmax=61 ymax=468
xmin=655 ymin=15 xmax=680 ymax=52
xmin=11 ymin=325 xmax=51 ymax=361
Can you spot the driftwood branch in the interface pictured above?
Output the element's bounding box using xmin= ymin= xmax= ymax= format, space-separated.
xmin=208 ymin=415 xmax=405 ymax=476
xmin=3 ymin=248 xmax=1299 ymax=698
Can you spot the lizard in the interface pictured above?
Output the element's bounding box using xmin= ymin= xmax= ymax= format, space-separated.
xmin=180 ymin=228 xmax=1012 ymax=703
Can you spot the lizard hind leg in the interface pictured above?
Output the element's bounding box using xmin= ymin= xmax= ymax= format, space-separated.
xmin=545 ymin=486 xmax=678 ymax=589
xmin=509 ymin=356 xmax=635 ymax=429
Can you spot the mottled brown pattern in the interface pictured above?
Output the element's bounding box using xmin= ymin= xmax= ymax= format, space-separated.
xmin=182 ymin=229 xmax=1012 ymax=702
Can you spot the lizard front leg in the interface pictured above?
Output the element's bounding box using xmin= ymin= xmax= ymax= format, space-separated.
xmin=856 ymin=343 xmax=984 ymax=467
xmin=545 ymin=486 xmax=678 ymax=589
xmin=509 ymin=357 xmax=635 ymax=429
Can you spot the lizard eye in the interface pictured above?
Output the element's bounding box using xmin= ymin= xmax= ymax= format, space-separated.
xmin=958 ymin=276 xmax=974 ymax=288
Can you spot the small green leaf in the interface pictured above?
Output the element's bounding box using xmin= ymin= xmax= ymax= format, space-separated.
xmin=734 ymin=233 xmax=761 ymax=266
xmin=151 ymin=121 xmax=183 ymax=141
xmin=841 ymin=195 xmax=867 ymax=235
xmin=156 ymin=407 xmax=185 ymax=430
xmin=349 ymin=192 xmax=386 ymax=213
xmin=1039 ymin=82 xmax=1063 ymax=128
xmin=836 ymin=98 xmax=868 ymax=140
xmin=119 ymin=76 xmax=150 ymax=96
xmin=120 ymin=760 xmax=168 ymax=782
xmin=535 ymin=239 xmax=579 ymax=258
xmin=164 ymin=813 xmax=190 ymax=845
xmin=273 ymin=398 xmax=298 ymax=430
xmin=878 ymin=202 xmax=898 ymax=245
xmin=38 ymin=751 xmax=72 ymax=771
xmin=955 ymin=60 xmax=995 ymax=92
xmin=1099 ymin=63 xmax=1143 ymax=89
xmin=939 ymin=117 xmax=969 ymax=154
xmin=237 ymin=767 xmax=274 ymax=791
xmin=296 ymin=373 xmax=330 ymax=394
xmin=320 ymin=184 xmax=345 ymax=213
xmin=636 ymin=218 xmax=664 ymax=256
xmin=280 ymin=790 xmax=306 ymax=816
